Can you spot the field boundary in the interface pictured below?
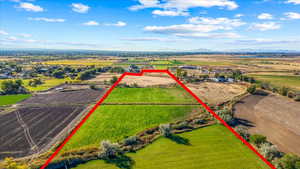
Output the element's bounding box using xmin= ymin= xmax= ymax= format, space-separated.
xmin=40 ymin=69 xmax=277 ymax=169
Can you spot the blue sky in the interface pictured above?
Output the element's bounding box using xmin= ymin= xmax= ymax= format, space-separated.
xmin=0 ymin=0 xmax=300 ymax=51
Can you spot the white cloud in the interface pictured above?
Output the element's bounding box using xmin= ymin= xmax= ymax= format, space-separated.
xmin=284 ymin=12 xmax=300 ymax=20
xmin=83 ymin=21 xmax=99 ymax=26
xmin=144 ymin=16 xmax=245 ymax=39
xmin=28 ymin=17 xmax=65 ymax=22
xmin=18 ymin=33 xmax=32 ymax=38
xmin=0 ymin=30 xmax=9 ymax=35
xmin=122 ymin=37 xmax=187 ymax=42
xmin=235 ymin=14 xmax=244 ymax=18
xmin=17 ymin=2 xmax=44 ymax=12
xmin=105 ymin=21 xmax=127 ymax=27
xmin=152 ymin=9 xmax=189 ymax=16
xmin=257 ymin=13 xmax=273 ymax=20
xmin=286 ymin=0 xmax=300 ymax=4
xmin=130 ymin=0 xmax=238 ymax=17
xmin=130 ymin=0 xmax=238 ymax=10
xmin=7 ymin=36 xmax=18 ymax=41
xmin=188 ymin=17 xmax=246 ymax=29
xmin=175 ymin=32 xmax=241 ymax=39
xmin=231 ymin=38 xmax=300 ymax=45
xmin=71 ymin=3 xmax=90 ymax=13
xmin=250 ymin=22 xmax=281 ymax=31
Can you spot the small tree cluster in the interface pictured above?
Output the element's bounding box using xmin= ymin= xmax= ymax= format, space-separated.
xmin=259 ymin=143 xmax=281 ymax=161
xmin=123 ymin=136 xmax=139 ymax=146
xmin=159 ymin=124 xmax=171 ymax=137
xmin=249 ymin=134 xmax=267 ymax=147
xmin=275 ymin=154 xmax=300 ymax=169
xmin=99 ymin=140 xmax=123 ymax=159
xmin=1 ymin=80 xmax=27 ymax=95
xmin=235 ymin=125 xmax=250 ymax=141
xmin=247 ymin=84 xmax=257 ymax=94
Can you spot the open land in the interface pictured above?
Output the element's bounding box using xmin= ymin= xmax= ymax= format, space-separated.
xmin=0 ymin=94 xmax=31 ymax=106
xmin=234 ymin=91 xmax=300 ymax=156
xmin=187 ymin=82 xmax=247 ymax=105
xmin=74 ymin=125 xmax=269 ymax=169
xmin=0 ymin=87 xmax=105 ymax=159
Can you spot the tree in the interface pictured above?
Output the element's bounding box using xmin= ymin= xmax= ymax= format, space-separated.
xmin=110 ymin=76 xmax=118 ymax=84
xmin=279 ymin=86 xmax=289 ymax=96
xmin=277 ymin=154 xmax=300 ymax=169
xmin=259 ymin=143 xmax=281 ymax=161
xmin=1 ymin=80 xmax=27 ymax=95
xmin=247 ymin=84 xmax=256 ymax=94
xmin=235 ymin=126 xmax=250 ymax=141
xmin=250 ymin=134 xmax=267 ymax=146
xmin=99 ymin=140 xmax=123 ymax=159
xmin=52 ymin=70 xmax=65 ymax=79
xmin=159 ymin=124 xmax=171 ymax=137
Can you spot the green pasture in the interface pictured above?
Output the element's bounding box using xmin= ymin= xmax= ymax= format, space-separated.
xmin=74 ymin=125 xmax=269 ymax=169
xmin=0 ymin=94 xmax=31 ymax=106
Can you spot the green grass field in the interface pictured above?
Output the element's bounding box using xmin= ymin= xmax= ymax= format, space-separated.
xmin=74 ymin=125 xmax=269 ymax=169
xmin=248 ymin=74 xmax=300 ymax=90
xmin=63 ymin=105 xmax=196 ymax=151
xmin=0 ymin=94 xmax=31 ymax=106
xmin=104 ymin=88 xmax=196 ymax=104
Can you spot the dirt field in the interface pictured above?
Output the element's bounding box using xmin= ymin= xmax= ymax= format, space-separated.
xmin=0 ymin=87 xmax=105 ymax=159
xmin=121 ymin=73 xmax=176 ymax=87
xmin=234 ymin=91 xmax=300 ymax=155
xmin=89 ymin=73 xmax=176 ymax=87
xmin=187 ymin=82 xmax=247 ymax=105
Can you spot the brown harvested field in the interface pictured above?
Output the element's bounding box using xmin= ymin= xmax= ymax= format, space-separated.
xmin=120 ymin=73 xmax=176 ymax=87
xmin=0 ymin=87 xmax=105 ymax=159
xmin=187 ymin=82 xmax=247 ymax=105
xmin=234 ymin=91 xmax=300 ymax=156
xmin=88 ymin=73 xmax=122 ymax=83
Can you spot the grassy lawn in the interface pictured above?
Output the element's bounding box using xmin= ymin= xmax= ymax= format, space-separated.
xmin=0 ymin=94 xmax=31 ymax=106
xmin=104 ymin=88 xmax=197 ymax=104
xmin=74 ymin=125 xmax=269 ymax=169
xmin=63 ymin=105 xmax=196 ymax=151
xmin=248 ymin=74 xmax=300 ymax=90
xmin=23 ymin=78 xmax=75 ymax=92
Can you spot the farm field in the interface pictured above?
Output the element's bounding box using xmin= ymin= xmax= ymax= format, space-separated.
xmin=0 ymin=87 xmax=105 ymax=159
xmin=39 ymin=59 xmax=116 ymax=66
xmin=62 ymin=105 xmax=197 ymax=151
xmin=104 ymin=87 xmax=196 ymax=104
xmin=23 ymin=78 xmax=76 ymax=92
xmin=0 ymin=94 xmax=31 ymax=106
xmin=234 ymin=92 xmax=300 ymax=155
xmin=247 ymin=74 xmax=300 ymax=90
xmin=74 ymin=125 xmax=269 ymax=169
xmin=120 ymin=73 xmax=176 ymax=87
xmin=187 ymin=82 xmax=247 ymax=105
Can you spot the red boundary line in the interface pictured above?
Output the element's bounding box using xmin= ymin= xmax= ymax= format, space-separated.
xmin=40 ymin=69 xmax=276 ymax=169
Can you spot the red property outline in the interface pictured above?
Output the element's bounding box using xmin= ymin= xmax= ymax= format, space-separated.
xmin=41 ymin=69 xmax=276 ymax=169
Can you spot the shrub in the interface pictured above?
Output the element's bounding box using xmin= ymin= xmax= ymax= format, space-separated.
xmin=276 ymin=154 xmax=300 ymax=169
xmin=287 ymin=91 xmax=296 ymax=98
xmin=99 ymin=140 xmax=123 ymax=159
xmin=110 ymin=76 xmax=118 ymax=84
xmin=294 ymin=95 xmax=300 ymax=102
xmin=247 ymin=84 xmax=256 ymax=94
xmin=172 ymin=121 xmax=190 ymax=130
xmin=159 ymin=124 xmax=171 ymax=137
xmin=250 ymin=134 xmax=267 ymax=146
xmin=89 ymin=84 xmax=97 ymax=90
xmin=259 ymin=143 xmax=281 ymax=161
xmin=123 ymin=136 xmax=139 ymax=146
xmin=278 ymin=86 xmax=289 ymax=96
xmin=235 ymin=126 xmax=250 ymax=141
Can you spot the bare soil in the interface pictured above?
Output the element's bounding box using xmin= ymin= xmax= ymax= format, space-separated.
xmin=187 ymin=82 xmax=247 ymax=105
xmin=0 ymin=87 xmax=105 ymax=159
xmin=234 ymin=91 xmax=300 ymax=155
xmin=120 ymin=73 xmax=176 ymax=87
